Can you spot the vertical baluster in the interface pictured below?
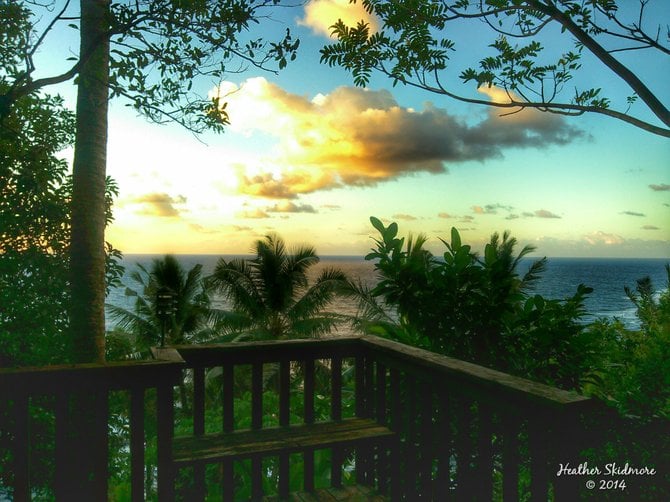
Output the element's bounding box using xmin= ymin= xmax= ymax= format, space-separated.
xmin=502 ymin=411 xmax=520 ymax=502
xmin=355 ymin=355 xmax=365 ymax=417
xmin=278 ymin=360 xmax=290 ymax=498
xmin=304 ymin=359 xmax=315 ymax=425
xmin=11 ymin=394 xmax=29 ymax=502
xmin=454 ymin=395 xmax=473 ymax=498
xmin=222 ymin=363 xmax=234 ymax=502
xmin=251 ymin=456 xmax=263 ymax=499
xmin=376 ymin=363 xmax=388 ymax=494
xmin=356 ymin=356 xmax=373 ymax=485
xmin=252 ymin=362 xmax=263 ymax=430
xmin=435 ymin=390 xmax=452 ymax=500
xmin=304 ymin=359 xmax=315 ymax=492
xmin=54 ymin=393 xmax=68 ymax=500
xmin=222 ymin=364 xmax=234 ymax=433
xmin=419 ymin=386 xmax=433 ymax=497
xmin=157 ymin=382 xmax=175 ymax=502
xmin=365 ymin=357 xmax=375 ymax=419
xmin=405 ymin=375 xmax=418 ymax=498
xmin=553 ymin=409 xmax=582 ymax=500
xmin=330 ymin=356 xmax=343 ymax=488
xmin=251 ymin=363 xmax=264 ymax=498
xmin=474 ymin=401 xmax=494 ymax=500
xmin=222 ymin=458 xmax=234 ymax=502
xmin=529 ymin=411 xmax=549 ymax=501
xmin=331 ymin=356 xmax=342 ymax=422
xmin=130 ymin=387 xmax=145 ymax=502
xmin=92 ymin=390 xmax=110 ymax=501
xmin=193 ymin=367 xmax=206 ymax=499
xmin=389 ymin=368 xmax=402 ymax=499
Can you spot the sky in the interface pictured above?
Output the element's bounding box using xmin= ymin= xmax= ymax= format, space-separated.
xmin=39 ymin=1 xmax=670 ymax=257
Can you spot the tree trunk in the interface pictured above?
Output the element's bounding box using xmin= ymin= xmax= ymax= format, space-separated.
xmin=68 ymin=3 xmax=111 ymax=494
xmin=69 ymin=0 xmax=110 ymax=363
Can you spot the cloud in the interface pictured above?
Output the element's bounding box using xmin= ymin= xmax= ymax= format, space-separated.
xmin=392 ymin=213 xmax=418 ymax=221
xmin=237 ymin=208 xmax=271 ymax=219
xmin=649 ymin=184 xmax=670 ymax=191
xmin=472 ymin=203 xmax=514 ymax=215
xmin=642 ymin=225 xmax=659 ymax=230
xmin=266 ymin=202 xmax=317 ymax=213
xmin=189 ymin=223 xmax=219 ymax=234
xmin=321 ymin=204 xmax=341 ymax=210
xmin=621 ymin=211 xmax=646 ymax=217
xmin=210 ymin=78 xmax=583 ymax=198
xmin=299 ymin=0 xmax=379 ymax=38
xmin=437 ymin=212 xmax=453 ymax=219
xmin=584 ymin=231 xmax=625 ymax=246
xmin=534 ymin=209 xmax=561 ymax=219
xmin=131 ymin=193 xmax=187 ymax=217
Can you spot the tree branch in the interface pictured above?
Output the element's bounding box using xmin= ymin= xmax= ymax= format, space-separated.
xmin=529 ymin=0 xmax=670 ymax=128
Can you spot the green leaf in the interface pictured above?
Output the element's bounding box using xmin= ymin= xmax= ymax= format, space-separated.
xmin=450 ymin=227 xmax=461 ymax=250
xmin=370 ymin=216 xmax=385 ymax=234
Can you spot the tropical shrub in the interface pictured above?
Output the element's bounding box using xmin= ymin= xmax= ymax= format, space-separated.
xmin=359 ymin=216 xmax=599 ymax=390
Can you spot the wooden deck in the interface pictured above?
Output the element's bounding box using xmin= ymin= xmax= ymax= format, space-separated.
xmin=264 ymin=484 xmax=387 ymax=501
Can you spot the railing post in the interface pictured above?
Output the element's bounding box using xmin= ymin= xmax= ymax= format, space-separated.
xmin=529 ymin=408 xmax=550 ymax=501
xmin=278 ymin=359 xmax=291 ymax=498
xmin=157 ymin=382 xmax=175 ymax=502
xmin=501 ymin=410 xmax=521 ymax=502
xmin=193 ymin=366 xmax=206 ymax=500
xmin=11 ymin=394 xmax=29 ymax=502
xmin=552 ymin=406 xmax=586 ymax=500
xmin=130 ymin=387 xmax=145 ymax=502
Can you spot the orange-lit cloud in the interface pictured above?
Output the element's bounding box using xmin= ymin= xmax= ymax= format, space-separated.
xmin=129 ymin=193 xmax=187 ymax=217
xmin=210 ymin=78 xmax=581 ymax=199
xmin=266 ymin=202 xmax=317 ymax=213
xmin=299 ymin=0 xmax=379 ymax=38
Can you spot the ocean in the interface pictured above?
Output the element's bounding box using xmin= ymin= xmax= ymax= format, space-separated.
xmin=106 ymin=255 xmax=669 ymax=331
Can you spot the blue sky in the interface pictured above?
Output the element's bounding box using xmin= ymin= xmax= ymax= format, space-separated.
xmin=38 ymin=1 xmax=670 ymax=257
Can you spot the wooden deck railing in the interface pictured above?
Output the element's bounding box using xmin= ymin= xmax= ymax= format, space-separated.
xmin=165 ymin=335 xmax=594 ymax=501
xmin=0 ymin=359 xmax=183 ymax=501
xmin=1 ymin=335 xmax=597 ymax=501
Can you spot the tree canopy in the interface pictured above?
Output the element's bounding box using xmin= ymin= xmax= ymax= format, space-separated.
xmin=208 ymin=234 xmax=349 ymax=340
xmin=0 ymin=0 xmax=300 ymax=362
xmin=321 ymin=0 xmax=670 ymax=137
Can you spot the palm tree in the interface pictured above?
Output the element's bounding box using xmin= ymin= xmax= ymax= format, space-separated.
xmin=106 ymin=255 xmax=216 ymax=357
xmin=207 ymin=233 xmax=348 ymax=341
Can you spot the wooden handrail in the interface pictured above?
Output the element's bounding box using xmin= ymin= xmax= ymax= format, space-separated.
xmin=360 ymin=335 xmax=593 ymax=410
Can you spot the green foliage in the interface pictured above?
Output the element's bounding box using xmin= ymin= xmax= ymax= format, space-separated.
xmin=321 ymin=0 xmax=670 ymax=137
xmin=104 ymin=0 xmax=299 ymax=133
xmin=360 ymin=216 xmax=598 ymax=389
xmin=208 ymin=234 xmax=349 ymax=341
xmin=592 ymin=265 xmax=670 ymax=419
xmin=0 ymin=84 xmax=123 ymax=366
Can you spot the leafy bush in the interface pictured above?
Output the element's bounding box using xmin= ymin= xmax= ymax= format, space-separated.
xmin=360 ymin=216 xmax=600 ymax=390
